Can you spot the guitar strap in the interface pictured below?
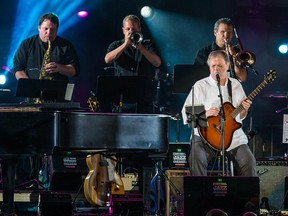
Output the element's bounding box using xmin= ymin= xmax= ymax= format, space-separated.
xmin=227 ymin=78 xmax=232 ymax=104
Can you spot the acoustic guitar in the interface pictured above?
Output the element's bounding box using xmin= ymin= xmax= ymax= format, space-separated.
xmin=84 ymin=154 xmax=123 ymax=206
xmin=198 ymin=70 xmax=276 ymax=150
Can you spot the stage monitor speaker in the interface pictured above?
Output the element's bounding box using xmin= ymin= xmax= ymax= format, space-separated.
xmin=38 ymin=192 xmax=72 ymax=216
xmin=257 ymin=160 xmax=288 ymax=210
xmin=184 ymin=176 xmax=260 ymax=216
xmin=48 ymin=154 xmax=88 ymax=191
xmin=165 ymin=169 xmax=190 ymax=216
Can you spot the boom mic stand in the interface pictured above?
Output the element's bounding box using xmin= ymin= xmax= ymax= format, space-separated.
xmin=216 ymin=75 xmax=226 ymax=176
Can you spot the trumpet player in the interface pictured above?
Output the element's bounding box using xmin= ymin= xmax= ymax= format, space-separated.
xmin=104 ymin=14 xmax=162 ymax=113
xmin=105 ymin=14 xmax=161 ymax=75
xmin=194 ymin=17 xmax=248 ymax=82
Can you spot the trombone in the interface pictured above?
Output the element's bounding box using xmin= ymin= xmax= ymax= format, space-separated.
xmin=233 ymin=28 xmax=258 ymax=75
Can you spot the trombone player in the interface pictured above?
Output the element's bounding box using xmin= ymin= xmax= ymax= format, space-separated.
xmin=194 ymin=17 xmax=252 ymax=82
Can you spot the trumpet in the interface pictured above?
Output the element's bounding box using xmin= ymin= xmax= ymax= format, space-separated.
xmin=130 ymin=32 xmax=143 ymax=45
xmin=233 ymin=28 xmax=256 ymax=69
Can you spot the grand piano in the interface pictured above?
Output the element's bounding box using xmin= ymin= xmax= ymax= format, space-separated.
xmin=0 ymin=105 xmax=170 ymax=214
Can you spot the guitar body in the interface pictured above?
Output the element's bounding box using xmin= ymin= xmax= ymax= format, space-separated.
xmin=84 ymin=154 xmax=109 ymax=206
xmin=84 ymin=154 xmax=124 ymax=206
xmin=198 ymin=102 xmax=242 ymax=150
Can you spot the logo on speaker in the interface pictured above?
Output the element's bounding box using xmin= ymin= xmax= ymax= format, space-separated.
xmin=213 ymin=182 xmax=227 ymax=196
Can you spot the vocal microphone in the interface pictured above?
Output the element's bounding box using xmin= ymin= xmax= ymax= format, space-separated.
xmin=214 ymin=71 xmax=220 ymax=83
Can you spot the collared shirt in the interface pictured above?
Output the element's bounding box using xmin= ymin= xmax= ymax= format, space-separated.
xmin=181 ymin=75 xmax=248 ymax=151
xmin=13 ymin=35 xmax=80 ymax=81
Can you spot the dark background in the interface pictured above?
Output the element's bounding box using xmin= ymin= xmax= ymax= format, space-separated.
xmin=1 ymin=0 xmax=288 ymax=158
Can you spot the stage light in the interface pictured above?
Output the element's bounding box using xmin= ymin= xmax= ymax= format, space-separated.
xmin=0 ymin=74 xmax=7 ymax=85
xmin=141 ymin=6 xmax=154 ymax=19
xmin=78 ymin=10 xmax=88 ymax=18
xmin=2 ymin=66 xmax=11 ymax=72
xmin=278 ymin=44 xmax=288 ymax=54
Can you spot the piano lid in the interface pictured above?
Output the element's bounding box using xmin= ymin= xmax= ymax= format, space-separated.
xmin=58 ymin=112 xmax=170 ymax=153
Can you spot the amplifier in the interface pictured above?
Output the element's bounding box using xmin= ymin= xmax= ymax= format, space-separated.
xmin=48 ymin=154 xmax=88 ymax=191
xmin=165 ymin=169 xmax=190 ymax=216
xmin=163 ymin=143 xmax=190 ymax=169
xmin=256 ymin=160 xmax=288 ymax=210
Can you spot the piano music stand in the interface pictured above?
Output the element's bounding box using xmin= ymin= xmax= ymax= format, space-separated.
xmin=172 ymin=64 xmax=209 ymax=94
xmin=96 ymin=75 xmax=150 ymax=112
xmin=15 ymin=78 xmax=69 ymax=102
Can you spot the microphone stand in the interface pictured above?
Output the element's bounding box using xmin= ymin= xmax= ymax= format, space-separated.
xmin=216 ymin=77 xmax=226 ymax=176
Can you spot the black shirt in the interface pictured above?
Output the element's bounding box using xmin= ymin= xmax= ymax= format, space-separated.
xmin=13 ymin=35 xmax=80 ymax=81
xmin=106 ymin=39 xmax=159 ymax=81
xmin=105 ymin=39 xmax=160 ymax=113
xmin=194 ymin=41 xmax=220 ymax=65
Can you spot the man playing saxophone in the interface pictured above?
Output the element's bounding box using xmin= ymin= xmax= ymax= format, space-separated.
xmin=1 ymin=12 xmax=80 ymax=216
xmin=13 ymin=12 xmax=80 ymax=81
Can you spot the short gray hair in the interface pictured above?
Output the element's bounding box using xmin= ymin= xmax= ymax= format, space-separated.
xmin=207 ymin=50 xmax=229 ymax=65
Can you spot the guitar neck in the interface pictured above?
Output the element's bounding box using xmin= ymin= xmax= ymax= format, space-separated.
xmin=231 ymin=79 xmax=270 ymax=118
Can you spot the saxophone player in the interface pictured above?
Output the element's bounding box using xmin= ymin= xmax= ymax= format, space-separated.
xmin=13 ymin=12 xmax=80 ymax=81
xmin=0 ymin=12 xmax=81 ymax=216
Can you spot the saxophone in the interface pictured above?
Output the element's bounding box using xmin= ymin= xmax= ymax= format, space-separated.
xmin=34 ymin=39 xmax=52 ymax=104
xmin=39 ymin=39 xmax=52 ymax=80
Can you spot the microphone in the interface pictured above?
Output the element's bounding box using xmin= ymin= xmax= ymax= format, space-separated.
xmin=214 ymin=71 xmax=220 ymax=83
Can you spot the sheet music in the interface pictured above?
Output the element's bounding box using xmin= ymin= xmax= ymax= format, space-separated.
xmin=65 ymin=83 xmax=74 ymax=101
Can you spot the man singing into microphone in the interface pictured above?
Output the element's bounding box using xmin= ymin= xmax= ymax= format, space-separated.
xmin=182 ymin=50 xmax=256 ymax=177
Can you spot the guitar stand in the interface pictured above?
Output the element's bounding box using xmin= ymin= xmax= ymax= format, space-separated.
xmin=15 ymin=154 xmax=49 ymax=190
xmin=14 ymin=178 xmax=46 ymax=190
